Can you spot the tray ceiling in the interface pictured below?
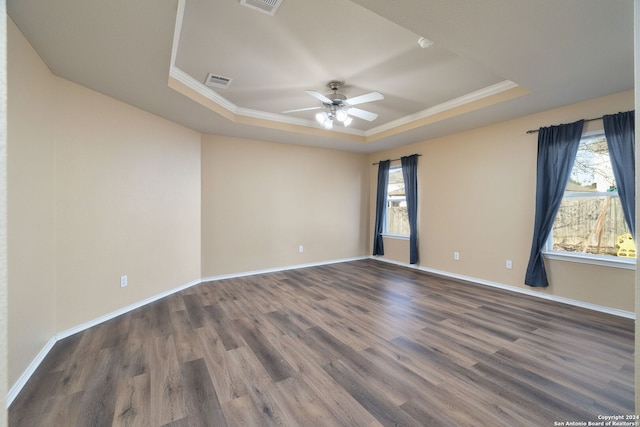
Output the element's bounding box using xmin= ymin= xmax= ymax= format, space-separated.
xmin=8 ymin=0 xmax=634 ymax=152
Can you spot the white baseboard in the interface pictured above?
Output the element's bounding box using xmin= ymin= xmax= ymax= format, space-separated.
xmin=7 ymin=336 xmax=56 ymax=406
xmin=10 ymin=254 xmax=631 ymax=407
xmin=200 ymin=256 xmax=368 ymax=283
xmin=7 ymin=277 xmax=204 ymax=407
xmin=7 ymin=255 xmax=367 ymax=407
xmin=55 ymin=278 xmax=203 ymax=341
xmin=370 ymin=256 xmax=635 ymax=319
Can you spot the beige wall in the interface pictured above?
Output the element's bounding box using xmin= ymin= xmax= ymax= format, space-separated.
xmin=370 ymin=90 xmax=635 ymax=312
xmin=8 ymin=19 xmax=202 ymax=387
xmin=53 ymin=77 xmax=202 ymax=332
xmin=7 ymin=19 xmax=57 ymax=388
xmin=201 ymin=134 xmax=369 ymax=277
xmin=1 ymin=6 xmax=8 ymax=427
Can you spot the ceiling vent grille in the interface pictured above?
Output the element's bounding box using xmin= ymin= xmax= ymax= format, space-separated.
xmin=205 ymin=73 xmax=233 ymax=89
xmin=240 ymin=0 xmax=283 ymax=16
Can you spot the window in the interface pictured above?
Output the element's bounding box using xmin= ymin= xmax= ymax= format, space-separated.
xmin=546 ymin=131 xmax=635 ymax=265
xmin=385 ymin=166 xmax=409 ymax=236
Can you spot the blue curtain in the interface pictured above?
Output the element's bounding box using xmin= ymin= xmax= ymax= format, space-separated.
xmin=525 ymin=120 xmax=584 ymax=287
xmin=603 ymin=111 xmax=635 ymax=238
xmin=401 ymin=155 xmax=419 ymax=264
xmin=373 ymin=160 xmax=390 ymax=256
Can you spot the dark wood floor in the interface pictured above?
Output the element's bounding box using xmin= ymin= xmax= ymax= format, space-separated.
xmin=9 ymin=259 xmax=635 ymax=426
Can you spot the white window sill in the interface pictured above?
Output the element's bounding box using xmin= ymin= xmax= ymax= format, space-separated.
xmin=382 ymin=233 xmax=409 ymax=240
xmin=543 ymin=251 xmax=636 ymax=270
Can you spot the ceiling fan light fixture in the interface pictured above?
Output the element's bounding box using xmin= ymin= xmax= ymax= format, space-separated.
xmin=285 ymin=80 xmax=384 ymax=130
xmin=335 ymin=109 xmax=348 ymax=122
xmin=315 ymin=112 xmax=328 ymax=124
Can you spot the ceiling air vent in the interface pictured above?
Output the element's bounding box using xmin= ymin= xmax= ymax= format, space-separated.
xmin=205 ymin=73 xmax=233 ymax=89
xmin=240 ymin=0 xmax=283 ymax=16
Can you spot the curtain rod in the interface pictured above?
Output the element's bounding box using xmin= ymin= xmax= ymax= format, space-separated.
xmin=525 ymin=116 xmax=603 ymax=134
xmin=371 ymin=154 xmax=421 ymax=165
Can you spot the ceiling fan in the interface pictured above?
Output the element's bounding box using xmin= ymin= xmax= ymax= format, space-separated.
xmin=283 ymin=81 xmax=384 ymax=129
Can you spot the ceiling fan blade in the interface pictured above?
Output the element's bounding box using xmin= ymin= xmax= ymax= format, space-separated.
xmin=305 ymin=90 xmax=332 ymax=104
xmin=282 ymin=106 xmax=322 ymax=114
xmin=345 ymin=91 xmax=384 ymax=106
xmin=347 ymin=107 xmax=378 ymax=121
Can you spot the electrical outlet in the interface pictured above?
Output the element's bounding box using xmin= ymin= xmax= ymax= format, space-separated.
xmin=453 ymin=251 xmax=460 ymax=261
xmin=506 ymin=260 xmax=513 ymax=269
xmin=120 ymin=275 xmax=128 ymax=288
xmin=298 ymin=245 xmax=304 ymax=253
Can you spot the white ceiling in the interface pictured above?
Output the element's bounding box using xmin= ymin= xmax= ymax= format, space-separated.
xmin=8 ymin=0 xmax=634 ymax=153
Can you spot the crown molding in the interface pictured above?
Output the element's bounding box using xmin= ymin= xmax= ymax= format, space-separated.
xmin=365 ymin=80 xmax=520 ymax=136
xmin=169 ymin=0 xmax=526 ymax=141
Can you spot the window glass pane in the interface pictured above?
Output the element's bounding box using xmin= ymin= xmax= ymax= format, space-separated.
xmin=550 ymin=132 xmax=635 ymax=258
xmin=568 ymin=134 xmax=616 ymax=192
xmin=386 ymin=167 xmax=409 ymax=235
xmin=552 ymin=195 xmax=633 ymax=257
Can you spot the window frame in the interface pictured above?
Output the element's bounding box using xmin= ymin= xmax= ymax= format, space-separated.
xmin=382 ymin=165 xmax=409 ymax=239
xmin=542 ymin=130 xmax=636 ymax=270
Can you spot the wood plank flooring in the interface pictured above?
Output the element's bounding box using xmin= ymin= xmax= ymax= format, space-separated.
xmin=9 ymin=259 xmax=635 ymax=426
